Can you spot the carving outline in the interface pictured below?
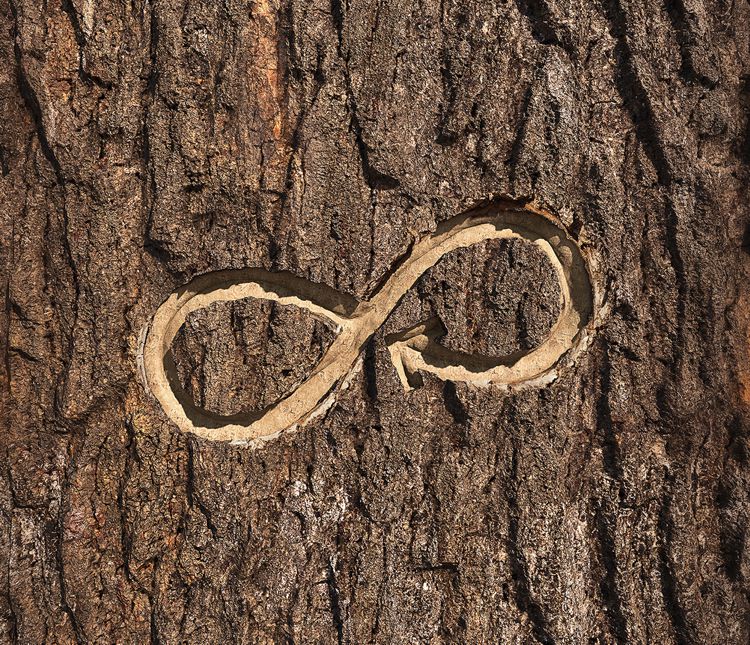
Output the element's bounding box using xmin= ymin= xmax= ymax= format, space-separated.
xmin=141 ymin=201 xmax=600 ymax=443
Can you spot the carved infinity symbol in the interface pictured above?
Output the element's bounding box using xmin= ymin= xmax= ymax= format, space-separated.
xmin=141 ymin=202 xmax=598 ymax=443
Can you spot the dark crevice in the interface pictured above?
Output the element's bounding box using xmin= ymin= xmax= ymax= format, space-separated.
xmin=719 ymin=521 xmax=746 ymax=583
xmin=436 ymin=44 xmax=461 ymax=146
xmin=282 ymin=0 xmax=302 ymax=81
xmin=597 ymin=341 xmax=624 ymax=483
xmin=442 ymin=380 xmax=468 ymax=424
xmin=330 ymin=0 xmax=344 ymax=44
xmin=273 ymin=45 xmax=327 ymax=262
xmin=326 ymin=560 xmax=345 ymax=645
xmin=726 ymin=415 xmax=748 ymax=466
xmin=0 ymin=145 xmax=10 ymax=176
xmin=186 ymin=440 xmax=218 ymax=538
xmin=146 ymin=2 xmax=160 ymax=95
xmin=593 ymin=501 xmax=628 ymax=643
xmin=414 ymin=562 xmax=459 ymax=574
xmin=657 ymin=473 xmax=695 ymax=645
xmin=663 ymin=0 xmax=717 ymax=87
xmin=350 ymin=486 xmax=374 ymax=522
xmin=514 ymin=0 xmax=575 ymax=57
xmin=6 ymin=557 xmax=18 ymax=644
xmin=435 ymin=4 xmax=477 ymax=146
xmin=11 ymin=0 xmax=81 ymax=422
xmin=363 ymin=337 xmax=379 ymax=402
xmin=118 ymin=416 xmax=138 ymax=587
xmin=740 ymin=221 xmax=750 ymax=256
xmin=57 ymin=440 xmax=86 ymax=644
xmin=4 ymin=274 xmax=13 ymax=394
xmin=507 ymin=446 xmax=556 ymax=645
xmin=515 ymin=292 xmax=531 ymax=350
xmin=330 ymin=0 xmax=399 ymax=190
xmin=347 ymin=92 xmax=400 ymax=190
xmin=60 ymin=0 xmax=113 ymax=89
xmin=663 ymin=199 xmax=688 ymax=370
xmin=150 ymin=594 xmax=161 ymax=645
xmin=9 ymin=346 xmax=40 ymax=363
xmin=598 ymin=0 xmax=673 ymax=187
xmin=140 ymin=114 xmax=179 ymax=271
xmin=144 ymin=238 xmax=175 ymax=264
xmin=741 ymin=75 xmax=750 ymax=164
xmin=10 ymin=2 xmax=64 ymax=185
xmin=507 ymin=85 xmax=534 ymax=184
xmin=141 ymin=2 xmax=167 ymax=268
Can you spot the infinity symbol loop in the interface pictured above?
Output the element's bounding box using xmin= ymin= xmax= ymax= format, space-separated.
xmin=141 ymin=202 xmax=597 ymax=443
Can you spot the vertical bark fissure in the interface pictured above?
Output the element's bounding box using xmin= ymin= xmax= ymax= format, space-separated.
xmin=593 ymin=500 xmax=628 ymax=643
xmin=658 ymin=472 xmax=695 ymax=645
xmin=597 ymin=0 xmax=673 ymax=187
xmin=593 ymin=341 xmax=629 ymax=642
xmin=56 ymin=442 xmax=85 ymax=644
xmin=597 ymin=0 xmax=691 ymax=377
xmin=10 ymin=0 xmax=82 ymax=428
xmin=662 ymin=0 xmax=717 ymax=87
xmin=330 ymin=0 xmax=399 ymax=190
xmin=441 ymin=380 xmax=468 ymax=425
xmin=186 ymin=439 xmax=217 ymax=538
xmin=514 ymin=0 xmax=575 ymax=57
xmin=326 ymin=559 xmax=345 ymax=645
xmin=506 ymin=444 xmax=555 ymax=645
xmin=60 ymin=0 xmax=113 ymax=89
xmin=597 ymin=341 xmax=623 ymax=484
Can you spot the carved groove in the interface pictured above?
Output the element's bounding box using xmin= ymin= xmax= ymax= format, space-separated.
xmin=140 ymin=201 xmax=600 ymax=443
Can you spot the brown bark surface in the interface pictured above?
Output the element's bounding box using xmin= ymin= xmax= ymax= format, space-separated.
xmin=1 ymin=0 xmax=750 ymax=642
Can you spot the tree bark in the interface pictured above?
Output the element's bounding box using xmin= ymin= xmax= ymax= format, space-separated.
xmin=1 ymin=0 xmax=749 ymax=642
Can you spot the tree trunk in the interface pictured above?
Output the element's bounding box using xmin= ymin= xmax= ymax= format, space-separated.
xmin=1 ymin=0 xmax=749 ymax=642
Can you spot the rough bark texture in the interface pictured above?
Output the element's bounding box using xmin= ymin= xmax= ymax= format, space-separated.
xmin=1 ymin=0 xmax=750 ymax=642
